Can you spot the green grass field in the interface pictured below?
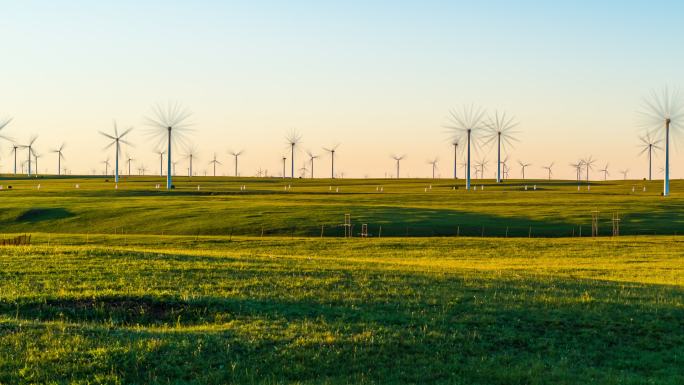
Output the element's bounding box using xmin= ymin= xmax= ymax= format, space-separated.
xmin=0 ymin=177 xmax=682 ymax=384
xmin=0 ymin=175 xmax=683 ymax=237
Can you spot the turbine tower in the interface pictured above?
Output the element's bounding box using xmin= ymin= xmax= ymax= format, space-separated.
xmin=600 ymin=163 xmax=609 ymax=181
xmin=450 ymin=139 xmax=459 ymax=179
xmin=209 ymin=153 xmax=222 ymax=176
xmin=285 ymin=130 xmax=302 ymax=179
xmin=638 ymin=133 xmax=661 ymax=181
xmin=542 ymin=162 xmax=554 ymax=180
xmin=322 ymin=144 xmax=340 ymax=179
xmin=445 ymin=104 xmax=486 ymax=190
xmin=518 ymin=160 xmax=531 ymax=180
xmin=582 ymin=156 xmax=596 ymax=183
xmin=229 ymin=150 xmax=243 ymax=177
xmin=391 ymin=154 xmax=405 ymax=179
xmin=51 ymin=143 xmax=66 ymax=176
xmin=184 ymin=145 xmax=198 ymax=177
xmin=306 ymin=150 xmax=319 ymax=179
xmin=145 ymin=102 xmax=193 ymax=190
xmin=99 ymin=121 xmax=133 ymax=183
xmin=485 ymin=110 xmax=519 ymax=183
xmin=20 ymin=136 xmax=38 ymax=177
xmin=155 ymin=149 xmax=166 ymax=177
xmin=428 ymin=158 xmax=439 ymax=179
xmin=126 ymin=153 xmax=135 ymax=176
xmin=640 ymin=88 xmax=683 ymax=196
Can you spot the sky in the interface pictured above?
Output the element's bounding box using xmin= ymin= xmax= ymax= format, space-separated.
xmin=1 ymin=0 xmax=683 ymax=179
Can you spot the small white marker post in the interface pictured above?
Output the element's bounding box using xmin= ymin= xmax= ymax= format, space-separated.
xmin=524 ymin=185 xmax=528 ymax=191
xmin=380 ymin=187 xmax=383 ymax=192
xmin=533 ymin=185 xmax=537 ymax=190
xmin=115 ymin=184 xmax=118 ymax=190
xmin=197 ymin=185 xmax=200 ymax=191
xmin=643 ymin=186 xmax=646 ymax=192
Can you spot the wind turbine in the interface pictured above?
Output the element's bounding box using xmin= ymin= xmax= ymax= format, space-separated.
xmin=582 ymin=156 xmax=596 ymax=183
xmin=620 ymin=169 xmax=629 ymax=180
xmin=126 ymin=153 xmax=135 ymax=176
xmin=600 ymin=163 xmax=609 ymax=181
xmin=322 ymin=144 xmax=340 ymax=179
xmin=20 ymin=136 xmax=38 ymax=177
xmin=154 ymin=149 xmax=166 ymax=177
xmin=229 ymin=150 xmax=243 ymax=177
xmin=518 ymin=160 xmax=531 ymax=179
xmin=484 ymin=110 xmax=519 ymax=183
xmin=281 ymin=156 xmax=287 ymax=179
xmin=184 ymin=145 xmax=198 ymax=177
xmin=391 ymin=154 xmax=405 ymax=179
xmin=569 ymin=161 xmax=583 ymax=183
xmin=11 ymin=144 xmax=19 ymax=175
xmin=475 ymin=159 xmax=488 ymax=179
xmin=99 ymin=121 xmax=133 ymax=183
xmin=542 ymin=162 xmax=554 ymax=180
xmin=306 ymin=150 xmax=319 ymax=179
xmin=51 ymin=143 xmax=66 ymax=176
xmin=638 ymin=133 xmax=662 ymax=181
xmin=101 ymin=158 xmax=111 ymax=176
xmin=145 ymin=102 xmax=193 ymax=190
xmin=428 ymin=158 xmax=439 ymax=179
xmin=449 ymin=139 xmax=460 ymax=179
xmin=285 ymin=130 xmax=302 ymax=179
xmin=639 ymin=87 xmax=683 ymax=196
xmin=34 ymin=152 xmax=42 ymax=177
xmin=445 ymin=104 xmax=486 ymax=190
xmin=209 ymin=153 xmax=222 ymax=176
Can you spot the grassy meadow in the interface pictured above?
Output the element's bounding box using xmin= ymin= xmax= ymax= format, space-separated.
xmin=0 ymin=176 xmax=681 ymax=384
xmin=0 ymin=175 xmax=683 ymax=237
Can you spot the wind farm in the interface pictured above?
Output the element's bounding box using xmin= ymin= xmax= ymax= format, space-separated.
xmin=1 ymin=2 xmax=683 ymax=384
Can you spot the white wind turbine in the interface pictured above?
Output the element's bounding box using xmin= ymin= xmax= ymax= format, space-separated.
xmin=638 ymin=133 xmax=661 ymax=181
xmin=445 ymin=104 xmax=486 ymax=190
xmin=229 ymin=150 xmax=243 ymax=177
xmin=51 ymin=143 xmax=66 ymax=176
xmin=99 ymin=121 xmax=133 ymax=183
xmin=209 ymin=153 xmax=222 ymax=177
xmin=154 ymin=149 xmax=166 ymax=177
xmin=145 ymin=102 xmax=193 ymax=190
xmin=427 ymin=158 xmax=438 ymax=179
xmin=391 ymin=154 xmax=405 ymax=179
xmin=600 ymin=163 xmax=609 ymax=181
xmin=484 ymin=110 xmax=519 ymax=183
xmin=285 ymin=130 xmax=302 ymax=179
xmin=639 ymin=87 xmax=683 ymax=196
xmin=322 ymin=144 xmax=340 ymax=179
xmin=542 ymin=162 xmax=554 ymax=180
xmin=306 ymin=150 xmax=319 ymax=179
xmin=518 ymin=160 xmax=531 ymax=180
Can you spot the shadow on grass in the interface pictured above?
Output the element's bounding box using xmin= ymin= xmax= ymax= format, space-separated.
xmin=1 ymin=273 xmax=682 ymax=384
xmin=15 ymin=208 xmax=75 ymax=222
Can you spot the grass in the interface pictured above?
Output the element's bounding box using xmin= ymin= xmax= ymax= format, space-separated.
xmin=0 ymin=176 xmax=681 ymax=383
xmin=0 ymin=175 xmax=682 ymax=237
xmin=0 ymin=234 xmax=682 ymax=384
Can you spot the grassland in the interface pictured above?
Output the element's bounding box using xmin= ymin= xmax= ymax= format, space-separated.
xmin=0 ymin=176 xmax=681 ymax=383
xmin=0 ymin=234 xmax=682 ymax=384
xmin=0 ymin=175 xmax=683 ymax=237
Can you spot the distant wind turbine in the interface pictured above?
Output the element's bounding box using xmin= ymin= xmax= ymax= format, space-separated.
xmin=322 ymin=144 xmax=340 ymax=179
xmin=101 ymin=158 xmax=111 ymax=176
xmin=475 ymin=159 xmax=488 ymax=179
xmin=542 ymin=162 xmax=554 ymax=180
xmin=209 ymin=153 xmax=222 ymax=176
xmin=306 ymin=150 xmax=319 ymax=179
xmin=51 ymin=143 xmax=66 ymax=176
xmin=638 ymin=133 xmax=661 ymax=181
xmin=391 ymin=154 xmax=405 ymax=179
xmin=620 ymin=169 xmax=629 ymax=180
xmin=445 ymin=104 xmax=486 ymax=190
xmin=600 ymin=163 xmax=609 ymax=181
xmin=126 ymin=153 xmax=135 ymax=176
xmin=484 ymin=110 xmax=519 ymax=183
xmin=11 ymin=144 xmax=19 ymax=175
xmin=582 ymin=156 xmax=596 ymax=182
xmin=154 ymin=149 xmax=166 ymax=177
xmin=286 ymin=129 xmax=302 ymax=179
xmin=428 ymin=158 xmax=439 ymax=179
xmin=639 ymin=87 xmax=683 ymax=196
xmin=145 ymin=101 xmax=193 ymax=190
xmin=20 ymin=136 xmax=38 ymax=177
xmin=229 ymin=150 xmax=243 ymax=177
xmin=518 ymin=160 xmax=531 ymax=179
xmin=184 ymin=145 xmax=198 ymax=177
xmin=99 ymin=121 xmax=133 ymax=183
xmin=450 ymin=139 xmax=460 ymax=179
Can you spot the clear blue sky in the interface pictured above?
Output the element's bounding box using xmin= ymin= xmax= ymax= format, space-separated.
xmin=1 ymin=0 xmax=683 ymax=178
